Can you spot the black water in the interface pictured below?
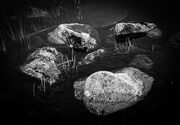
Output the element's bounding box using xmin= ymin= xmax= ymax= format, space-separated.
xmin=0 ymin=0 xmax=180 ymax=124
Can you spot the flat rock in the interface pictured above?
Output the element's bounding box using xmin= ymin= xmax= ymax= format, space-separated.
xmin=20 ymin=47 xmax=64 ymax=85
xmin=73 ymin=67 xmax=154 ymax=116
xmin=27 ymin=7 xmax=50 ymax=18
xmin=48 ymin=23 xmax=100 ymax=52
xmin=114 ymin=22 xmax=161 ymax=43
xmin=129 ymin=54 xmax=154 ymax=69
xmin=78 ymin=48 xmax=105 ymax=65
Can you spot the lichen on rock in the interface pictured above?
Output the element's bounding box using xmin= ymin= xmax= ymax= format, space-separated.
xmin=113 ymin=22 xmax=161 ymax=53
xmin=20 ymin=47 xmax=64 ymax=85
xmin=48 ymin=23 xmax=100 ymax=52
xmin=169 ymin=31 xmax=180 ymax=49
xmin=114 ymin=22 xmax=157 ymax=36
xmin=73 ymin=67 xmax=154 ymax=115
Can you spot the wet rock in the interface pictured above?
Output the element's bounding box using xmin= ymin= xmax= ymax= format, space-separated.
xmin=20 ymin=47 xmax=64 ymax=85
xmin=114 ymin=22 xmax=161 ymax=43
xmin=48 ymin=23 xmax=100 ymax=52
xmin=78 ymin=49 xmax=105 ymax=65
xmin=129 ymin=54 xmax=154 ymax=69
xmin=73 ymin=67 xmax=154 ymax=116
xmin=73 ymin=77 xmax=87 ymax=100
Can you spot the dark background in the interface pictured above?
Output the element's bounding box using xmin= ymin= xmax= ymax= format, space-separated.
xmin=0 ymin=0 xmax=180 ymax=124
xmin=1 ymin=0 xmax=180 ymax=32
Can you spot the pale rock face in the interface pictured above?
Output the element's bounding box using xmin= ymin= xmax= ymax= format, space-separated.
xmin=169 ymin=31 xmax=180 ymax=49
xmin=48 ymin=23 xmax=100 ymax=52
xmin=20 ymin=47 xmax=64 ymax=85
xmin=73 ymin=67 xmax=154 ymax=115
xmin=78 ymin=49 xmax=105 ymax=65
xmin=114 ymin=22 xmax=156 ymax=36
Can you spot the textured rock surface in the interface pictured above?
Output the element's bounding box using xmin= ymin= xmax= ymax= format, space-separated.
xmin=78 ymin=49 xmax=105 ymax=65
xmin=48 ymin=23 xmax=100 ymax=52
xmin=73 ymin=67 xmax=154 ymax=115
xmin=20 ymin=47 xmax=64 ymax=85
xmin=114 ymin=22 xmax=156 ymax=35
xmin=129 ymin=54 xmax=154 ymax=69
xmin=114 ymin=22 xmax=161 ymax=43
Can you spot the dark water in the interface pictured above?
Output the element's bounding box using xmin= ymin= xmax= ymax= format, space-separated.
xmin=0 ymin=0 xmax=180 ymax=124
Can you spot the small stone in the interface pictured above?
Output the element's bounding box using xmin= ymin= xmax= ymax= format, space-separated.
xmin=129 ymin=54 xmax=154 ymax=69
xmin=78 ymin=49 xmax=105 ymax=65
xmin=48 ymin=23 xmax=100 ymax=52
xmin=73 ymin=67 xmax=154 ymax=115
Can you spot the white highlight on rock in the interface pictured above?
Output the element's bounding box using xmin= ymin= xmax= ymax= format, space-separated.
xmin=78 ymin=49 xmax=105 ymax=65
xmin=114 ymin=22 xmax=156 ymax=35
xmin=84 ymin=70 xmax=144 ymax=100
xmin=48 ymin=23 xmax=97 ymax=50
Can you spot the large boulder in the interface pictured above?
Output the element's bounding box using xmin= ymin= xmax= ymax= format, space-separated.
xmin=20 ymin=47 xmax=65 ymax=85
xmin=73 ymin=67 xmax=154 ymax=116
xmin=48 ymin=23 xmax=100 ymax=52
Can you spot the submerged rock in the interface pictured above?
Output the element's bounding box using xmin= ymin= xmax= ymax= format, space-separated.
xmin=73 ymin=67 xmax=154 ymax=116
xmin=48 ymin=23 xmax=100 ymax=52
xmin=129 ymin=54 xmax=154 ymax=69
xmin=20 ymin=47 xmax=65 ymax=85
xmin=169 ymin=31 xmax=180 ymax=49
xmin=78 ymin=49 xmax=105 ymax=65
xmin=27 ymin=7 xmax=49 ymax=18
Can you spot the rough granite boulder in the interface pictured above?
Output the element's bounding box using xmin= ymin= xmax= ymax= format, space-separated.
xmin=73 ymin=67 xmax=154 ymax=116
xmin=20 ymin=47 xmax=65 ymax=85
xmin=48 ymin=23 xmax=100 ymax=52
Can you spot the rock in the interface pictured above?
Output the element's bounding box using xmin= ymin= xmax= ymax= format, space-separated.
xmin=129 ymin=54 xmax=154 ymax=69
xmin=73 ymin=78 xmax=87 ymax=100
xmin=78 ymin=49 xmax=105 ymax=65
xmin=73 ymin=67 xmax=154 ymax=116
xmin=48 ymin=23 xmax=100 ymax=52
xmin=146 ymin=27 xmax=162 ymax=38
xmin=114 ymin=22 xmax=161 ymax=43
xmin=20 ymin=47 xmax=65 ymax=85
